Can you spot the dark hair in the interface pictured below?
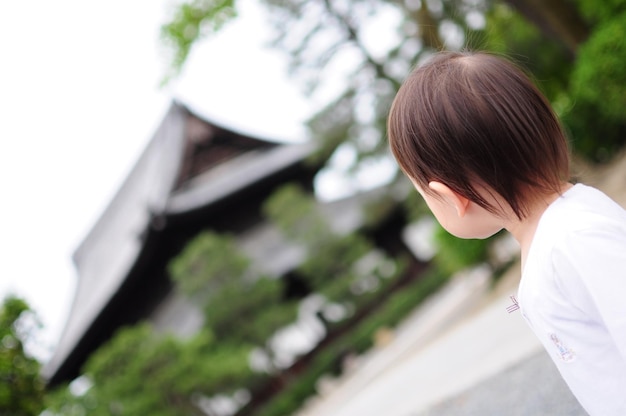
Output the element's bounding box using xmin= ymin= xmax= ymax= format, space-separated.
xmin=388 ymin=51 xmax=570 ymax=219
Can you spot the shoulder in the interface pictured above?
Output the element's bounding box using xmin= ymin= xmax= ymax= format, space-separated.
xmin=537 ymin=184 xmax=626 ymax=278
xmin=542 ymin=183 xmax=626 ymax=235
xmin=526 ymin=183 xmax=626 ymax=268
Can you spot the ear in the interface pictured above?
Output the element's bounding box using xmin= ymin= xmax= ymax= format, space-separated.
xmin=428 ymin=181 xmax=470 ymax=218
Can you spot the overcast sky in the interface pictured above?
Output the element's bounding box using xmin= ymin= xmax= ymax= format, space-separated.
xmin=0 ymin=0 xmax=315 ymax=361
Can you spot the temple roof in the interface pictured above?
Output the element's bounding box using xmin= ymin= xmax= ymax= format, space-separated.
xmin=43 ymin=100 xmax=316 ymax=383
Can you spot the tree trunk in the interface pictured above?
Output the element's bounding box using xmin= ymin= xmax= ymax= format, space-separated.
xmin=503 ymin=0 xmax=590 ymax=57
xmin=412 ymin=3 xmax=445 ymax=51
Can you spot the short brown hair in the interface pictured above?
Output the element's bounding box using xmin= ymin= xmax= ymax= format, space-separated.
xmin=388 ymin=51 xmax=570 ymax=219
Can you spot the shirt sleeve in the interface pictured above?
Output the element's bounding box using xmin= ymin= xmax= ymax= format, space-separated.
xmin=551 ymin=227 xmax=626 ymax=361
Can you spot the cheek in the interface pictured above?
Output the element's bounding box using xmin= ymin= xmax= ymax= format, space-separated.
xmin=423 ymin=199 xmax=457 ymax=233
xmin=451 ymin=216 xmax=503 ymax=239
xmin=437 ymin=218 xmax=500 ymax=240
xmin=425 ymin=200 xmax=502 ymax=240
xmin=439 ymin=219 xmax=474 ymax=239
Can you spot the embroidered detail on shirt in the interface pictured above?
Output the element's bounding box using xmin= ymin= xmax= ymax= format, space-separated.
xmin=549 ymin=333 xmax=576 ymax=362
xmin=506 ymin=295 xmax=519 ymax=313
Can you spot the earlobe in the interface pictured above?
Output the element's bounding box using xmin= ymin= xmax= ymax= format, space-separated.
xmin=428 ymin=181 xmax=470 ymax=218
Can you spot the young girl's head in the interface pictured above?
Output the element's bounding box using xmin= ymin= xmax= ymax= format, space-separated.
xmin=388 ymin=51 xmax=570 ymax=221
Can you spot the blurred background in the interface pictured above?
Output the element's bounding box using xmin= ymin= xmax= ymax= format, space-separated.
xmin=2 ymin=0 xmax=625 ymax=414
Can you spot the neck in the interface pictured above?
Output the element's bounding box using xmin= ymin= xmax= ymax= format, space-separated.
xmin=505 ymin=182 xmax=573 ymax=267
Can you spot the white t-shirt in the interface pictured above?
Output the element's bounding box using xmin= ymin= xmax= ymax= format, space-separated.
xmin=518 ymin=184 xmax=626 ymax=415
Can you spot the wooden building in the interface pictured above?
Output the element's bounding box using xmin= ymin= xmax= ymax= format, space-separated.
xmin=43 ymin=100 xmax=417 ymax=387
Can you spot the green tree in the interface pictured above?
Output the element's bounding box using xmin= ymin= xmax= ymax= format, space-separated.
xmin=263 ymin=183 xmax=403 ymax=308
xmin=162 ymin=0 xmax=492 ymax=173
xmin=161 ymin=0 xmax=626 ymax=165
xmin=48 ymin=230 xmax=304 ymax=415
xmin=483 ymin=0 xmax=626 ymax=162
xmin=161 ymin=0 xmax=237 ymax=83
xmin=169 ymin=231 xmax=251 ymax=303
xmin=564 ymin=10 xmax=626 ymax=161
xmin=0 ymin=295 xmax=44 ymax=416
xmin=46 ymin=324 xmax=255 ymax=416
xmin=169 ymin=230 xmax=300 ymax=350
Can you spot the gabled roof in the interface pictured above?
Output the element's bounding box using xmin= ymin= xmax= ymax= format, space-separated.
xmin=44 ymin=101 xmax=316 ymax=383
xmin=167 ymin=141 xmax=316 ymax=215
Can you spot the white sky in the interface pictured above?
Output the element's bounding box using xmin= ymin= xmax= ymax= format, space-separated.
xmin=0 ymin=0 xmax=315 ymax=361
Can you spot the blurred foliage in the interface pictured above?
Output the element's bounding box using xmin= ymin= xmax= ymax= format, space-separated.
xmin=432 ymin=225 xmax=491 ymax=276
xmin=161 ymin=0 xmax=626 ymax=165
xmin=47 ymin=230 xmax=300 ymax=414
xmin=202 ymin=278 xmax=298 ymax=346
xmin=169 ymin=231 xmax=250 ymax=302
xmin=255 ymin=266 xmax=448 ymax=416
xmin=263 ymin=183 xmax=405 ymax=307
xmin=564 ymin=11 xmax=626 ymax=161
xmin=261 ymin=0 xmax=490 ymax=181
xmin=170 ymin=230 xmax=300 ymax=348
xmin=481 ymin=4 xmax=573 ymax=103
xmin=0 ymin=296 xmax=44 ymax=416
xmin=573 ymin=0 xmax=626 ymax=24
xmin=574 ymin=16 xmax=626 ymax=122
xmin=161 ymin=0 xmax=236 ymax=83
xmin=162 ymin=0 xmax=491 ymax=178
xmin=262 ymin=183 xmax=329 ymax=246
xmin=47 ymin=325 xmax=254 ymax=415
